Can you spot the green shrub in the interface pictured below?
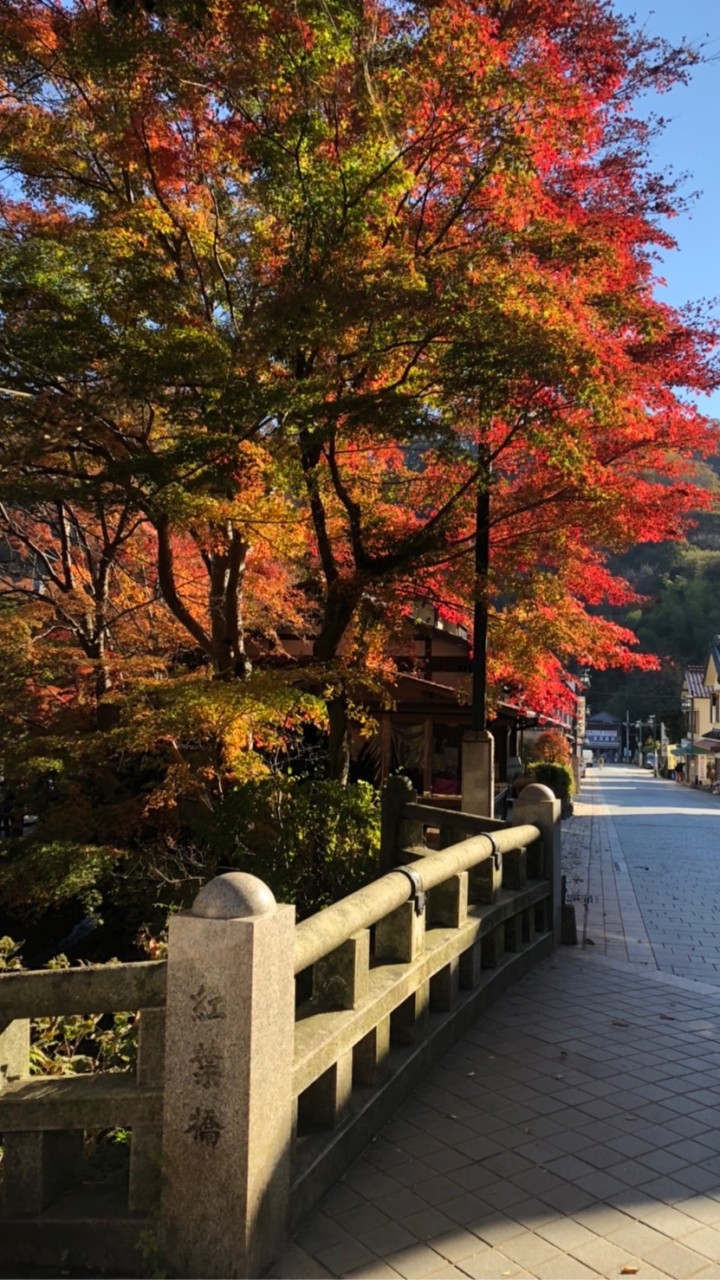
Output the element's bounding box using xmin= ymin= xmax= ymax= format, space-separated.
xmin=0 ymin=775 xmax=382 ymax=961
xmin=527 ymin=761 xmax=575 ymax=803
xmin=0 ymin=841 xmax=115 ymax=919
xmin=211 ymin=778 xmax=380 ymax=918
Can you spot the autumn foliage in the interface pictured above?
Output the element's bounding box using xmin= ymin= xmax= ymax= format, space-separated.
xmin=530 ymin=731 xmax=572 ymax=768
xmin=0 ymin=0 xmax=717 ymax=941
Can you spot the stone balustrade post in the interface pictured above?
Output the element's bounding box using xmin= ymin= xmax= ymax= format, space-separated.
xmin=159 ymin=873 xmax=295 ymax=1279
xmin=512 ymin=783 xmax=562 ymax=946
xmin=380 ymin=775 xmax=423 ymax=872
xmin=0 ymin=1017 xmax=29 ymax=1092
xmin=461 ymin=729 xmax=495 ymax=818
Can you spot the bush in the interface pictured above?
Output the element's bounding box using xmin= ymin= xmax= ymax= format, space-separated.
xmin=210 ymin=777 xmax=380 ymax=918
xmin=0 ymin=840 xmax=114 ymax=921
xmin=527 ymin=761 xmax=575 ymax=804
xmin=0 ymin=773 xmax=382 ymax=964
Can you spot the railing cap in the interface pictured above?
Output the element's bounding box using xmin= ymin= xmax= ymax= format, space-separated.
xmin=517 ymin=783 xmax=555 ymax=802
xmin=191 ymin=872 xmax=277 ymax=919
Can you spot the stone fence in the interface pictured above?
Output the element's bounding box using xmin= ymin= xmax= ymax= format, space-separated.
xmin=0 ymin=779 xmax=560 ymax=1278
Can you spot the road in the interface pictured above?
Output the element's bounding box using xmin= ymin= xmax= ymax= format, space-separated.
xmin=565 ymin=764 xmax=720 ymax=981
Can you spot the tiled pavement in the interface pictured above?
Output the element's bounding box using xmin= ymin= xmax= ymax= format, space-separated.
xmin=272 ymin=766 xmax=720 ymax=1280
xmin=564 ymin=769 xmax=720 ymax=981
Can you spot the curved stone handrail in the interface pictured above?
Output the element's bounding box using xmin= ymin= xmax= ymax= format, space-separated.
xmin=293 ymin=822 xmax=540 ymax=975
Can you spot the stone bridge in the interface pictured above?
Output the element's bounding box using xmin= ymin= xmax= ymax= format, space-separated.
xmin=4 ymin=767 xmax=720 ymax=1279
xmin=0 ymin=779 xmax=558 ymax=1278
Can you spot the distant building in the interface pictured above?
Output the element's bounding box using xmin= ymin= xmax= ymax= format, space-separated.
xmin=584 ymin=711 xmax=621 ymax=762
xmin=679 ymin=645 xmax=720 ymax=784
xmin=681 ymin=665 xmax=712 ymax=774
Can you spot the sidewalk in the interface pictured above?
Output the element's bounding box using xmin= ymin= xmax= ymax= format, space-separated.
xmin=565 ymin=768 xmax=720 ymax=984
xmin=561 ymin=771 xmax=655 ymax=964
xmin=272 ymin=768 xmax=720 ymax=1280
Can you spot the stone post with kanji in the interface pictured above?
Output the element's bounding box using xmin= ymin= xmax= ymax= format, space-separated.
xmin=159 ymin=873 xmax=296 ymax=1279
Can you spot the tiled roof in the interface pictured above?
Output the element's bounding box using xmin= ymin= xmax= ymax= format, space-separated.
xmin=685 ymin=665 xmax=712 ymax=699
xmin=711 ymin=637 xmax=720 ymax=683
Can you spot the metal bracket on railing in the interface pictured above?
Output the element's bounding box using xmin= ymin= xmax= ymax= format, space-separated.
xmin=393 ymin=865 xmax=427 ymax=916
xmin=486 ymin=833 xmax=501 ymax=871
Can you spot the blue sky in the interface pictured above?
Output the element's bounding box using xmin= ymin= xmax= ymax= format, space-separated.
xmin=612 ymin=0 xmax=720 ymax=416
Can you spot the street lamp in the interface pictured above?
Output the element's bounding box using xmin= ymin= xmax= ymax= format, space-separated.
xmin=571 ymin=670 xmax=590 ymax=768
xmin=648 ymin=714 xmax=658 ymax=777
xmin=682 ymin=693 xmax=695 ymax=785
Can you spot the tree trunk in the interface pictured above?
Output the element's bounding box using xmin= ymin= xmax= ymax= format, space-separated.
xmin=85 ymin=634 xmax=117 ymax=727
xmin=327 ymin=697 xmax=350 ymax=786
xmin=156 ymin=516 xmax=219 ymax=664
xmin=226 ymin=530 xmax=251 ymax=678
xmin=313 ymin=579 xmax=364 ymax=783
xmin=313 ymin=578 xmax=362 ymax=663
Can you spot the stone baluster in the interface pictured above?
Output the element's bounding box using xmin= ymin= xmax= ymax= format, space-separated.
xmin=469 ymin=849 xmax=502 ymax=904
xmin=502 ymin=845 xmax=527 ymax=891
xmin=380 ymin=775 xmax=424 ymax=872
xmin=512 ymin=784 xmax=562 ymax=945
xmin=375 ymin=873 xmax=428 ymax=1045
xmin=312 ymin=931 xmax=370 ymax=1010
xmin=298 ymin=1055 xmax=353 ymax=1130
xmin=0 ymin=1016 xmax=29 ymax=1093
xmin=481 ymin=924 xmax=505 ymax=969
xmin=1 ymin=1015 xmax=83 ymax=1216
xmin=353 ymin=1018 xmax=391 ymax=1087
xmin=428 ymin=870 xmax=468 ymax=1011
xmin=129 ymin=1005 xmax=165 ymax=1212
xmin=504 ymin=914 xmax=523 ymax=953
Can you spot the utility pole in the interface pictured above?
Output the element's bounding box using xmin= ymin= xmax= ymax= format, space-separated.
xmin=625 ymin=709 xmax=630 ymax=762
xmin=462 ymin=444 xmax=494 ymax=816
xmin=471 ymin=458 xmax=490 ymax=737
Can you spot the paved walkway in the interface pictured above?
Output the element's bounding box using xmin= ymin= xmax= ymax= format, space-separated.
xmin=273 ymin=766 xmax=720 ymax=1280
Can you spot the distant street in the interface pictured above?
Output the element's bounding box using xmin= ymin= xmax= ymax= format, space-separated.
xmin=566 ymin=764 xmax=720 ymax=983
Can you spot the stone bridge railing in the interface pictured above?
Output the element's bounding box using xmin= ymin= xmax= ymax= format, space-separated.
xmin=0 ymin=779 xmax=560 ymax=1278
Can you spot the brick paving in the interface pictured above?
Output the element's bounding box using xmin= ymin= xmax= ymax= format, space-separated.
xmin=272 ymin=766 xmax=720 ymax=1280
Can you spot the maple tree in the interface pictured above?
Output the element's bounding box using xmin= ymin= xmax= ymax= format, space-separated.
xmin=0 ymin=0 xmax=716 ymax=820
xmin=233 ymin=0 xmax=719 ymax=763
xmin=530 ymin=730 xmax=572 ymax=768
xmin=0 ymin=499 xmax=163 ymax=701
